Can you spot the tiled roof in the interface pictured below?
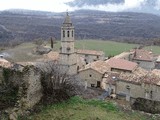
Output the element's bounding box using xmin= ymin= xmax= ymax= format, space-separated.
xmin=103 ymin=72 xmax=120 ymax=85
xmin=16 ymin=62 xmax=35 ymax=66
xmin=132 ymin=49 xmax=153 ymax=61
xmin=106 ymin=58 xmax=138 ymax=72
xmin=119 ymin=67 xmax=160 ymax=86
xmin=79 ymin=60 xmax=110 ymax=74
xmin=77 ymin=49 xmax=104 ymax=56
xmin=39 ymin=51 xmax=59 ymax=61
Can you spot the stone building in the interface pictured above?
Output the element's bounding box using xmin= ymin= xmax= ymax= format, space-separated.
xmin=131 ymin=49 xmax=155 ymax=70
xmin=59 ymin=12 xmax=77 ymax=75
xmin=106 ymin=58 xmax=138 ymax=73
xmin=116 ymin=70 xmax=160 ymax=102
xmin=57 ymin=12 xmax=105 ymax=75
xmin=76 ymin=49 xmax=105 ymax=65
xmin=78 ymin=60 xmax=110 ymax=88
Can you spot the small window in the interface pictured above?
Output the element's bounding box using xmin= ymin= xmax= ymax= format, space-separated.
xmin=89 ymin=74 xmax=92 ymax=77
xmin=67 ymin=47 xmax=70 ymax=51
xmin=67 ymin=31 xmax=70 ymax=37
xmin=97 ymin=56 xmax=99 ymax=59
xmin=150 ymin=91 xmax=153 ymax=99
xmin=72 ymin=30 xmax=74 ymax=37
xmin=63 ymin=31 xmax=65 ymax=37
xmin=85 ymin=54 xmax=88 ymax=57
xmin=91 ymin=84 xmax=95 ymax=87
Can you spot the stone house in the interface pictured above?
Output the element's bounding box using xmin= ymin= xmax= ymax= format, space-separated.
xmin=155 ymin=55 xmax=160 ymax=69
xmin=76 ymin=49 xmax=105 ymax=65
xmin=116 ymin=68 xmax=160 ymax=102
xmin=78 ymin=60 xmax=110 ymax=88
xmin=101 ymin=72 xmax=120 ymax=95
xmin=106 ymin=58 xmax=138 ymax=73
xmin=131 ymin=49 xmax=155 ymax=70
xmin=101 ymin=58 xmax=138 ymax=95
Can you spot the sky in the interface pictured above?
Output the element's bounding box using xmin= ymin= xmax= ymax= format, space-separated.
xmin=0 ymin=0 xmax=159 ymax=12
xmin=0 ymin=0 xmax=74 ymax=12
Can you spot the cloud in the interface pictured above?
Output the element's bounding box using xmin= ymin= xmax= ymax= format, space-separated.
xmin=69 ymin=0 xmax=160 ymax=12
xmin=71 ymin=0 xmax=146 ymax=12
xmin=155 ymin=0 xmax=160 ymax=10
xmin=0 ymin=0 xmax=74 ymax=12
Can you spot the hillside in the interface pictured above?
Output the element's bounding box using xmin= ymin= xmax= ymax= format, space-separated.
xmin=23 ymin=97 xmax=155 ymax=120
xmin=0 ymin=10 xmax=160 ymax=44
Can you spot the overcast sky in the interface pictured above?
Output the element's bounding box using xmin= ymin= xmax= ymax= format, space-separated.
xmin=0 ymin=0 xmax=74 ymax=12
xmin=0 ymin=0 xmax=159 ymax=12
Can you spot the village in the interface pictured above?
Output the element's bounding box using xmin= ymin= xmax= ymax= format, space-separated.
xmin=1 ymin=12 xmax=160 ymax=118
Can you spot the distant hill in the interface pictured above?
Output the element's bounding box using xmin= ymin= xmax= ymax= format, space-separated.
xmin=66 ymin=0 xmax=124 ymax=7
xmin=66 ymin=0 xmax=160 ymax=15
xmin=0 ymin=9 xmax=160 ymax=44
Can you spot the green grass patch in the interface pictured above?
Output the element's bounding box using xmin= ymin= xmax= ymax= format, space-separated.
xmin=26 ymin=96 xmax=152 ymax=120
xmin=53 ymin=39 xmax=160 ymax=56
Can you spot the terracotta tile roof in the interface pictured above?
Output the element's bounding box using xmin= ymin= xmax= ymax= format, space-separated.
xmin=132 ymin=49 xmax=153 ymax=61
xmin=152 ymin=69 xmax=160 ymax=77
xmin=79 ymin=60 xmax=110 ymax=74
xmin=106 ymin=58 xmax=138 ymax=72
xmin=16 ymin=62 xmax=35 ymax=66
xmin=0 ymin=58 xmax=12 ymax=68
xmin=103 ymin=72 xmax=120 ymax=85
xmin=39 ymin=51 xmax=59 ymax=61
xmin=76 ymin=49 xmax=104 ymax=56
xmin=119 ymin=67 xmax=160 ymax=86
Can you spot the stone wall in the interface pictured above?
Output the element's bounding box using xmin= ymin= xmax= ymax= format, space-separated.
xmin=2 ymin=65 xmax=43 ymax=119
xmin=78 ymin=69 xmax=103 ymax=88
xmin=132 ymin=97 xmax=160 ymax=114
xmin=116 ymin=80 xmax=160 ymax=102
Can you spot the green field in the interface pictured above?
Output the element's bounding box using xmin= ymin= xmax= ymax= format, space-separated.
xmin=2 ymin=40 xmax=160 ymax=62
xmin=26 ymin=97 xmax=153 ymax=120
xmin=53 ymin=40 xmax=160 ymax=56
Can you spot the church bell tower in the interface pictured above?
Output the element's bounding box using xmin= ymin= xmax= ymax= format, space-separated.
xmin=59 ymin=12 xmax=77 ymax=75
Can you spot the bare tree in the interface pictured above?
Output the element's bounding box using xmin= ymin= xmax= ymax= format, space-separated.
xmin=36 ymin=61 xmax=83 ymax=103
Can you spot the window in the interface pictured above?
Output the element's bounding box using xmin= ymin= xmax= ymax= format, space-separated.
xmin=89 ymin=74 xmax=92 ymax=77
xmin=63 ymin=31 xmax=65 ymax=37
xmin=72 ymin=30 xmax=74 ymax=37
xmin=91 ymin=84 xmax=95 ymax=87
xmin=67 ymin=31 xmax=70 ymax=37
xmin=67 ymin=47 xmax=70 ymax=51
xmin=97 ymin=81 xmax=100 ymax=88
xmin=77 ymin=66 xmax=80 ymax=73
xmin=150 ymin=91 xmax=153 ymax=99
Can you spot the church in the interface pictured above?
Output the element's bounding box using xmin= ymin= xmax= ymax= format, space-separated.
xmin=58 ymin=12 xmax=105 ymax=75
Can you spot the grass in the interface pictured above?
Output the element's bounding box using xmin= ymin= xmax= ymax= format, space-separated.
xmin=2 ymin=40 xmax=160 ymax=62
xmin=2 ymin=42 xmax=42 ymax=62
xmin=53 ymin=39 xmax=139 ymax=56
xmin=53 ymin=39 xmax=160 ymax=56
xmin=26 ymin=96 xmax=153 ymax=120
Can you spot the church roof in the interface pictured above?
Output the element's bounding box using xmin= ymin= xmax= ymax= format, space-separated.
xmin=63 ymin=12 xmax=72 ymax=27
xmin=77 ymin=49 xmax=104 ymax=56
